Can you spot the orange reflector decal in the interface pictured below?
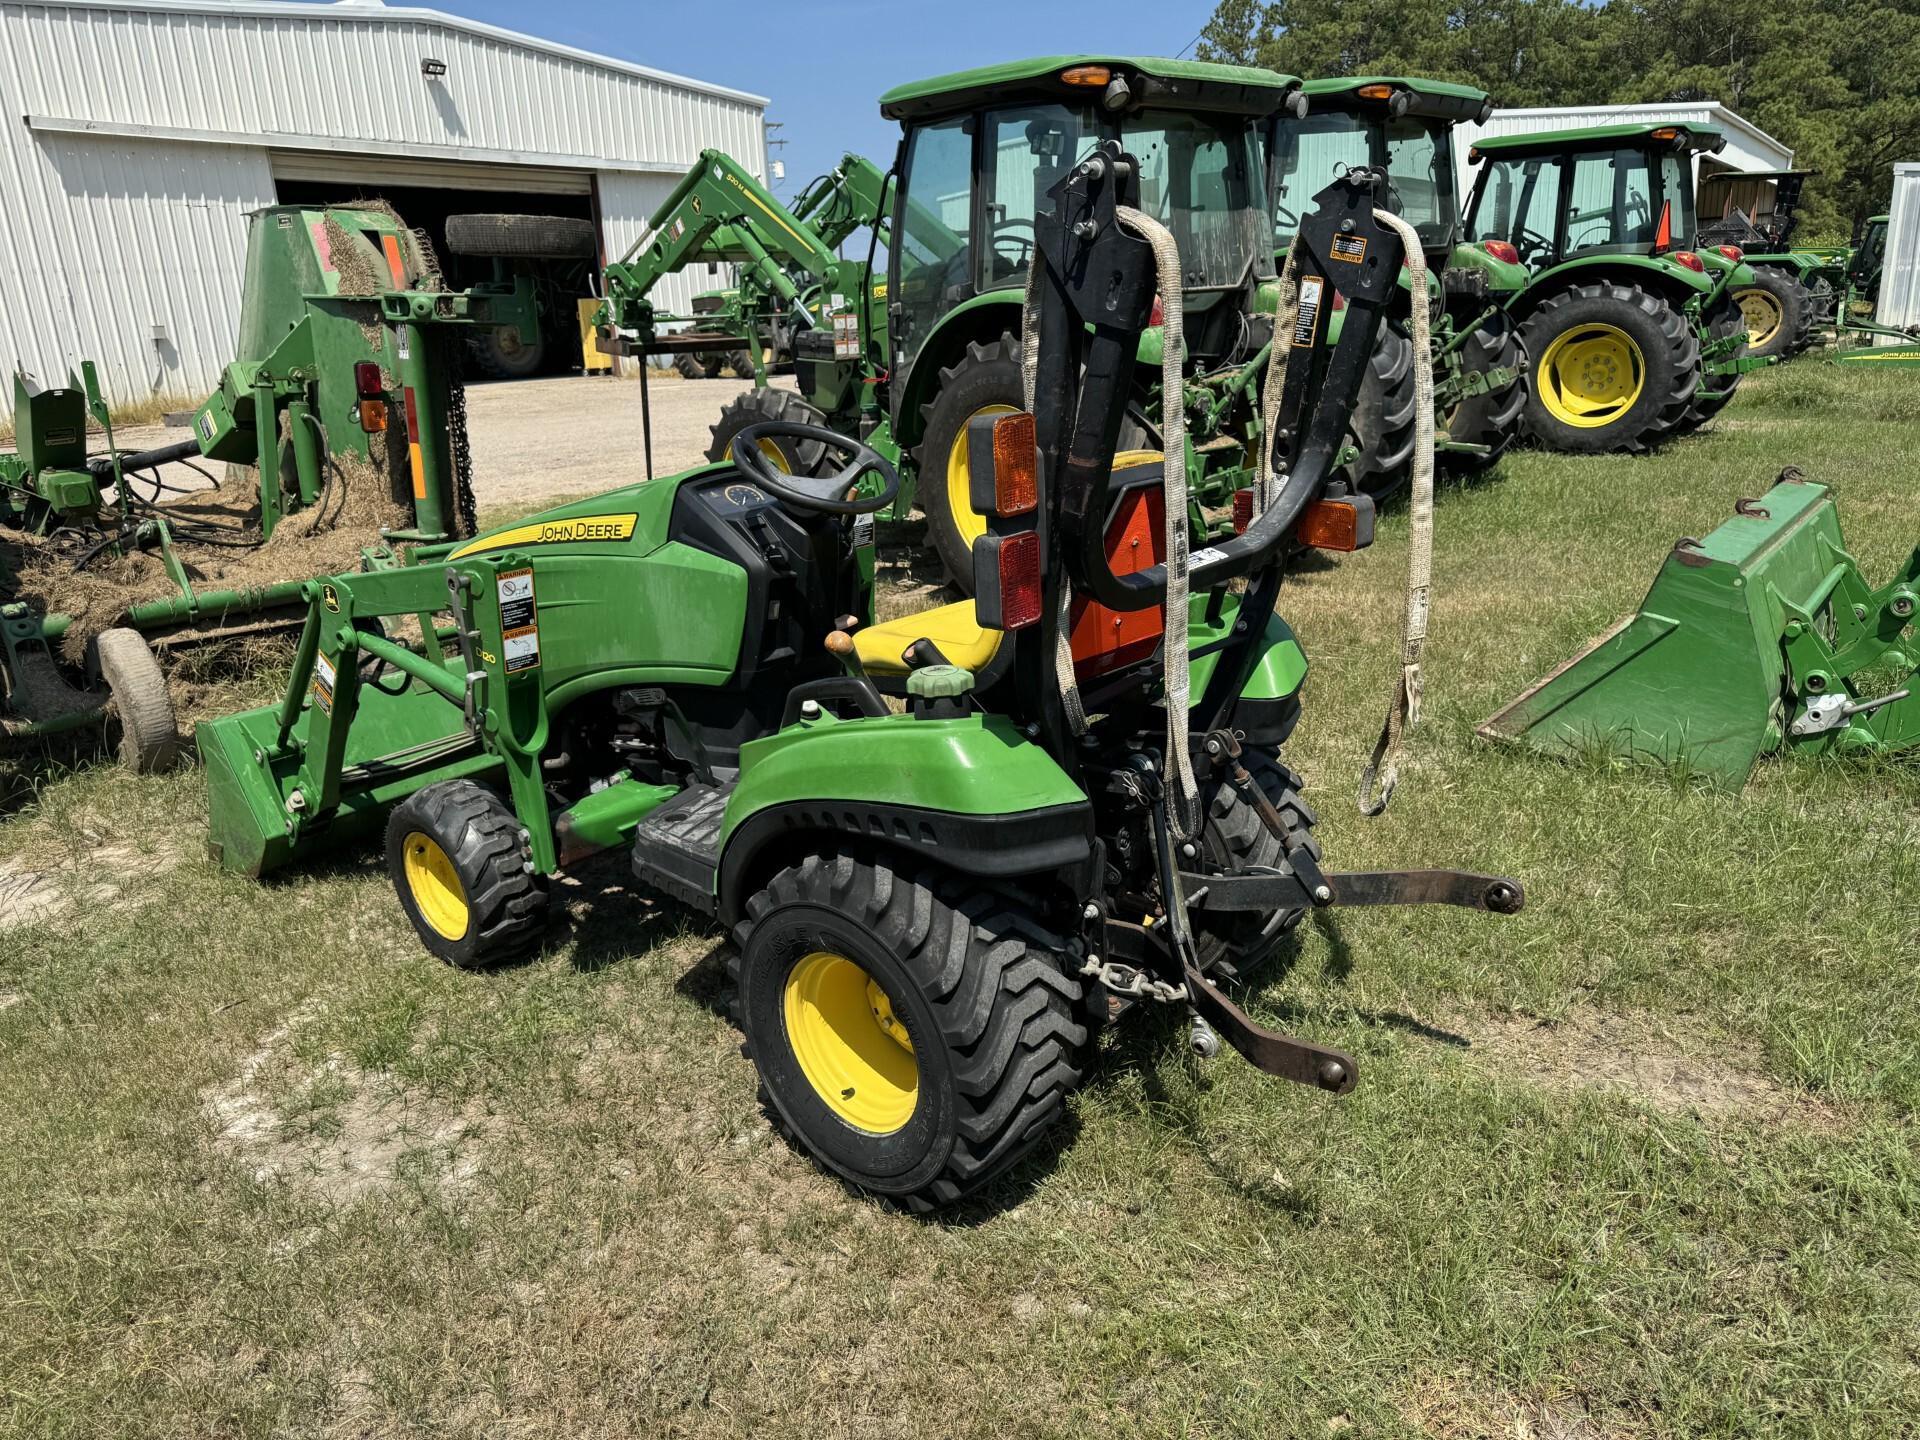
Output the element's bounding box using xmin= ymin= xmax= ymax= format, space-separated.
xmin=381 ymin=233 xmax=406 ymax=289
xmin=1297 ymin=498 xmax=1363 ymax=551
xmin=1654 ymin=199 xmax=1672 ymax=251
xmin=992 ymin=412 xmax=1038 ymax=516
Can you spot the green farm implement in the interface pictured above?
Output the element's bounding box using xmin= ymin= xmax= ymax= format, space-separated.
xmin=1 ymin=202 xmax=534 ymax=765
xmin=602 ymin=56 xmax=1316 ymax=591
xmin=200 ymin=154 xmax=1523 ymax=1210
xmin=1464 ymin=122 xmax=1767 ymax=452
xmin=1481 ymin=473 xmax=1918 ymax=788
xmin=1275 ymin=76 xmax=1529 ymax=492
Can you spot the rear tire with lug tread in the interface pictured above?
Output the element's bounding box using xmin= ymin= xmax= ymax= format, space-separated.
xmin=917 ymin=334 xmax=1025 ymax=592
xmin=1518 ymin=281 xmax=1696 ymax=454
xmin=1439 ymin=309 xmax=1527 ymax=476
xmin=1194 ymin=747 xmax=1319 ymax=975
xmin=386 ymin=779 xmax=548 ymax=968
xmin=95 ymin=627 xmax=177 ymax=774
xmin=705 ymin=387 xmax=829 ymax=475
xmin=731 ymin=854 xmax=1088 ymax=1211
xmin=1680 ymin=293 xmax=1748 ymax=429
xmin=1733 ymin=265 xmax=1808 ymax=361
xmin=1335 ymin=315 xmax=1420 ymax=498
xmin=672 ymin=352 xmax=704 ymax=381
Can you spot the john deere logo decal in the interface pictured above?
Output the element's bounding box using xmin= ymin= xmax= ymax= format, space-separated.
xmin=449 ymin=513 xmax=640 ymax=559
xmin=321 ymin=584 xmax=340 ymax=613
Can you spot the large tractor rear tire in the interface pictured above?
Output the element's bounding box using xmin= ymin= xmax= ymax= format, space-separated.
xmin=1193 ymin=748 xmax=1319 ymax=976
xmin=731 ymin=855 xmax=1087 ymax=1211
xmin=469 ymin=327 xmax=546 ymax=380
xmin=1334 ymin=316 xmax=1420 ymax=499
xmin=95 ymin=627 xmax=177 ymax=774
xmin=443 ymin=213 xmax=598 ymax=260
xmin=671 ymin=352 xmax=705 ymax=381
xmin=706 ymin=387 xmax=830 ymax=475
xmin=918 ymin=334 xmax=1026 ymax=591
xmin=1680 ymin=294 xmax=1749 ymax=430
xmin=1733 ymin=266 xmax=1810 ymax=361
xmin=387 ymin=780 xmax=549 ymax=969
xmin=1518 ymin=281 xmax=1697 ymax=454
xmin=1439 ymin=309 xmax=1528 ymax=477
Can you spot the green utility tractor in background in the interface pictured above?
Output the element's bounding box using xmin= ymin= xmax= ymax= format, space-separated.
xmin=603 ymin=56 xmax=1315 ymax=591
xmin=1463 ymin=123 xmax=1764 ymax=453
xmin=1 ymin=203 xmax=533 ymax=763
xmin=199 ymin=155 xmax=1524 ymax=1211
xmin=1275 ymin=76 xmax=1530 ymax=493
xmin=668 ymin=286 xmax=757 ymax=381
xmin=1693 ymin=168 xmax=1829 ymax=359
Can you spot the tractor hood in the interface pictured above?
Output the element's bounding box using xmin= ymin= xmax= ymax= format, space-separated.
xmin=880 ymin=56 xmax=1304 ymax=123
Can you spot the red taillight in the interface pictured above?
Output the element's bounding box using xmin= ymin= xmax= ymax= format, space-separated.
xmin=1232 ymin=488 xmax=1254 ymax=534
xmin=1330 ymin=289 xmax=1347 ymax=313
xmin=1149 ymin=296 xmax=1164 ymax=327
xmin=354 ymin=361 xmax=383 ymax=397
xmin=1671 ymin=250 xmax=1705 ymax=273
xmin=1481 ymin=239 xmax=1521 ymax=265
xmin=1718 ymin=244 xmax=1744 ymax=262
xmin=993 ymin=531 xmax=1042 ymax=630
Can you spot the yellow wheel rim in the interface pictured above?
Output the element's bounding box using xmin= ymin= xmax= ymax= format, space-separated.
xmin=1736 ymin=287 xmax=1784 ymax=348
xmin=721 ymin=437 xmax=793 ymax=474
xmin=1538 ymin=323 xmax=1647 ymax=428
xmin=783 ymin=950 xmax=918 ymax=1134
xmin=402 ymin=832 xmax=469 ymax=941
xmin=945 ymin=402 xmax=1019 ymax=550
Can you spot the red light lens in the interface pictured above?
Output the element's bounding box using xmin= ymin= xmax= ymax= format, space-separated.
xmin=354 ymin=361 xmax=383 ymax=397
xmin=1482 ymin=239 xmax=1521 ymax=265
xmin=1149 ymin=296 xmax=1164 ymax=328
xmin=1232 ymin=488 xmax=1254 ymax=535
xmin=1718 ymin=244 xmax=1744 ymax=261
xmin=1670 ymin=250 xmax=1705 ymax=273
xmin=996 ymin=530 xmax=1043 ymax=630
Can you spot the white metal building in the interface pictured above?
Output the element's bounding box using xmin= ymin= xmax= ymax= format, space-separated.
xmin=0 ymin=0 xmax=768 ymax=409
xmin=1455 ymin=101 xmax=1794 ymax=192
xmin=1878 ymin=161 xmax=1920 ymax=337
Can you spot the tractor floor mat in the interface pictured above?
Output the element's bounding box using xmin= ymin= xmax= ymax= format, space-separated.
xmin=630 ymin=781 xmax=730 ymax=914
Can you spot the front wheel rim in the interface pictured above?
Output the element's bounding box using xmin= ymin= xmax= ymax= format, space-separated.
xmin=783 ymin=951 xmax=919 ymax=1135
xmin=403 ymin=832 xmax=469 ymax=941
xmin=1538 ymin=322 xmax=1647 ymax=428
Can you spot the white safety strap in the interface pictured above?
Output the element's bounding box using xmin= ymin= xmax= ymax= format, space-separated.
xmin=1254 ymin=239 xmax=1303 ymax=514
xmin=1114 ymin=204 xmax=1200 ymax=840
xmin=1357 ymin=207 xmax=1435 ymax=816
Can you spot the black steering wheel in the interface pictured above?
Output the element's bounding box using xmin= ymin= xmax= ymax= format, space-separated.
xmin=730 ymin=422 xmax=901 ymax=516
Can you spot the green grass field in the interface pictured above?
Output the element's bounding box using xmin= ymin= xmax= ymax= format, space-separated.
xmin=3 ymin=362 xmax=1917 ymax=1438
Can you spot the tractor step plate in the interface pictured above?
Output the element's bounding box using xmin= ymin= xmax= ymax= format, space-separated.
xmin=630 ymin=780 xmax=732 ymax=914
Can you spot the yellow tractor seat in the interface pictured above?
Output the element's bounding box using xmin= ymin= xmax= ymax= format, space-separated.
xmin=854 ymin=602 xmax=1003 ymax=676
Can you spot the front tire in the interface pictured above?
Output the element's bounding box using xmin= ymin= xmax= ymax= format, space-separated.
xmin=731 ymin=855 xmax=1087 ymax=1211
xmin=917 ymin=334 xmax=1025 ymax=591
xmin=1439 ymin=309 xmax=1527 ymax=477
xmin=386 ymin=780 xmax=549 ymax=968
xmin=705 ymin=387 xmax=829 ymax=475
xmin=469 ymin=326 xmax=546 ymax=380
xmin=1518 ymin=281 xmax=1697 ymax=454
xmin=95 ymin=627 xmax=177 ymax=774
xmin=1733 ymin=266 xmax=1808 ymax=361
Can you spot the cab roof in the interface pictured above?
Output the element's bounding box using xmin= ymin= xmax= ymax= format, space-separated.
xmin=879 ymin=56 xmax=1302 ymax=122
xmin=1303 ymin=75 xmax=1491 ymax=124
xmin=1470 ymin=122 xmax=1726 ymax=158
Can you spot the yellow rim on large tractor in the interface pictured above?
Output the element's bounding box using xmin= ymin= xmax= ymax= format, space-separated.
xmin=945 ymin=402 xmax=1020 ymax=551
xmin=721 ymin=438 xmax=795 ymax=475
xmin=1736 ymin=287 xmax=1785 ymax=350
xmin=402 ymin=832 xmax=470 ymax=941
xmin=783 ymin=950 xmax=919 ymax=1134
xmin=1537 ymin=323 xmax=1647 ymax=429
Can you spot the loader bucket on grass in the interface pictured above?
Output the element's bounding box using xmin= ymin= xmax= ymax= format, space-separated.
xmin=1479 ymin=475 xmax=1920 ymax=790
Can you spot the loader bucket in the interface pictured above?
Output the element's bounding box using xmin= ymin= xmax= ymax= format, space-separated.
xmin=1478 ymin=477 xmax=1848 ymax=790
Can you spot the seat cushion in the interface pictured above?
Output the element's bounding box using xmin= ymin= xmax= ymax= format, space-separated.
xmin=854 ymin=602 xmax=1004 ymax=676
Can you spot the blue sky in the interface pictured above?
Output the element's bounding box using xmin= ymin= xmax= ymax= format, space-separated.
xmin=397 ymin=0 xmax=1222 ymax=199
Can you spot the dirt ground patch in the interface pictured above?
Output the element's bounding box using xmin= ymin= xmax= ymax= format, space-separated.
xmin=1400 ymin=1375 xmax=1628 ymax=1439
xmin=1466 ymin=1006 xmax=1835 ymax=1125
xmin=201 ymin=1016 xmax=494 ymax=1204
xmin=0 ymin=837 xmax=185 ymax=927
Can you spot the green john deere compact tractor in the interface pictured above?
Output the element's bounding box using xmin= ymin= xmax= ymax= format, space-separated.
xmin=1274 ymin=76 xmax=1530 ymax=492
xmin=200 ymin=154 xmax=1524 ymax=1209
xmin=1463 ymin=122 xmax=1764 ymax=453
xmin=1 ymin=202 xmax=533 ymax=765
xmin=604 ymin=57 xmax=1316 ymax=591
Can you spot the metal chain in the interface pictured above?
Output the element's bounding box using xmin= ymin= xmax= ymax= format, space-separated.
xmin=445 ymin=348 xmax=478 ymax=540
xmin=1079 ymin=955 xmax=1189 ymax=1005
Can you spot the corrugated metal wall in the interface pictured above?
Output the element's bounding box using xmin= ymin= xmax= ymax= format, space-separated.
xmin=0 ymin=0 xmax=768 ymax=410
xmin=1879 ymin=162 xmax=1919 ymax=335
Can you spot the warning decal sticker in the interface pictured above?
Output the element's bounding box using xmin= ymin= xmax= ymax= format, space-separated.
xmin=1330 ymin=234 xmax=1369 ymax=265
xmin=1292 ymin=276 xmax=1325 ymax=348
xmin=498 ymin=568 xmax=540 ymax=673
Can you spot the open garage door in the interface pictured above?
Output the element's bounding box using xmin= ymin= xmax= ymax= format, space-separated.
xmin=271 ymin=152 xmax=602 ymax=381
